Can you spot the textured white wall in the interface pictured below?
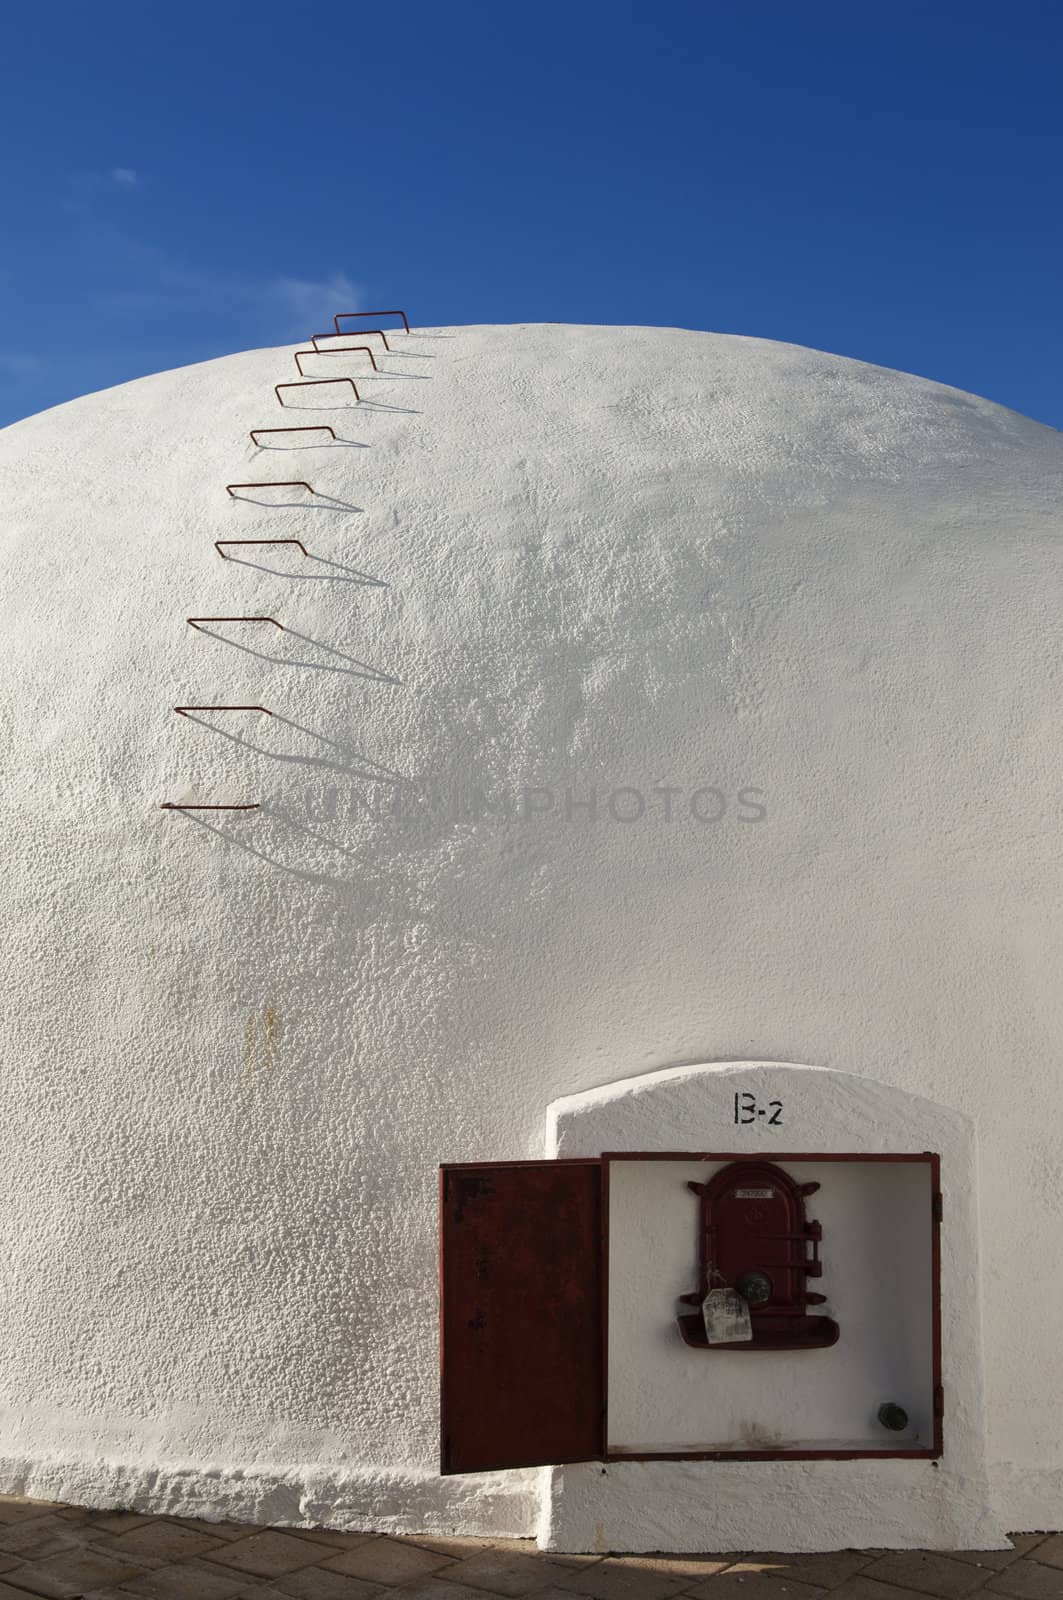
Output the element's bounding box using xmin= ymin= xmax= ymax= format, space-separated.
xmin=1 ymin=324 xmax=1061 ymax=1540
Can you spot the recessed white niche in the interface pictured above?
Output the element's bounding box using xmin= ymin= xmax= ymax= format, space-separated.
xmin=606 ymin=1154 xmax=936 ymax=1457
xmin=544 ymin=1061 xmax=1002 ymax=1554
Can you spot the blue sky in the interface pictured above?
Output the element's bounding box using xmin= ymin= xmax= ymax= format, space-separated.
xmin=1 ymin=2 xmax=1060 ymax=429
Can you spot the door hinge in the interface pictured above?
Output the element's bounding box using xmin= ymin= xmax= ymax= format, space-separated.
xmin=933 ymin=1384 xmax=944 ymax=1418
xmin=932 ymin=1192 xmax=943 ymax=1223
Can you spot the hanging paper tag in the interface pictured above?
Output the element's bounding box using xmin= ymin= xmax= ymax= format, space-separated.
xmin=702 ymin=1287 xmax=753 ymax=1344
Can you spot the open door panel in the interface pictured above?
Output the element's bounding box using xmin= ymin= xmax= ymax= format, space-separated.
xmin=440 ymin=1160 xmax=604 ymax=1474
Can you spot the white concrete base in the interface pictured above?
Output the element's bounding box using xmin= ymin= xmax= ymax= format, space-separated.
xmin=543 ymin=1061 xmax=1008 ymax=1553
xmin=0 ymin=1454 xmax=537 ymax=1538
xmin=538 ymin=1461 xmax=1007 ymax=1553
xmin=990 ymin=1464 xmax=1063 ymax=1535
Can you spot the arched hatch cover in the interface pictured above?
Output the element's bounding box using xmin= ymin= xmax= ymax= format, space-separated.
xmin=678 ymin=1160 xmax=840 ymax=1350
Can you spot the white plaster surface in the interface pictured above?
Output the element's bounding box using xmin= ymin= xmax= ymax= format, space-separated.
xmin=607 ymin=1157 xmax=934 ymax=1454
xmin=1 ymin=324 xmax=1061 ymax=1542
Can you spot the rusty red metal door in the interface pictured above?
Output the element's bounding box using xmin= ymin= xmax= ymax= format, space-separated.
xmin=439 ymin=1161 xmax=604 ymax=1474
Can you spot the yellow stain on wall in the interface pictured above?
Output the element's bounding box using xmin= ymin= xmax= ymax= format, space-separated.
xmin=241 ymin=1008 xmax=281 ymax=1110
xmin=264 ymin=1006 xmax=279 ymax=1076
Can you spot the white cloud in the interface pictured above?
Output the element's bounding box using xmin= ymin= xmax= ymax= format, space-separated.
xmin=63 ymin=167 xmax=141 ymax=213
xmin=0 ymin=355 xmax=44 ymax=379
xmin=68 ymin=194 xmax=360 ymax=343
xmin=87 ymin=241 xmax=361 ymax=345
xmin=268 ymin=273 xmax=361 ymax=338
xmin=92 ymin=249 xmax=362 ymax=341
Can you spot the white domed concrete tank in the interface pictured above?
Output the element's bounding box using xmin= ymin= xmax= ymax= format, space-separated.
xmin=1 ymin=324 xmax=1061 ymax=1551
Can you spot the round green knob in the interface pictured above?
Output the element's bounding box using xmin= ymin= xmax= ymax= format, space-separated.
xmin=735 ymin=1271 xmax=772 ymax=1306
xmin=878 ymin=1403 xmax=909 ymax=1432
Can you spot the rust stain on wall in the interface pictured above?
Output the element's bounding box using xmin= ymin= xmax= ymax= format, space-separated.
xmin=264 ymin=1006 xmax=280 ymax=1075
xmin=242 ymin=1008 xmax=282 ymax=1109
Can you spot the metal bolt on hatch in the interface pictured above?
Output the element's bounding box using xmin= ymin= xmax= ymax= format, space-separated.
xmin=735 ymin=1271 xmax=773 ymax=1306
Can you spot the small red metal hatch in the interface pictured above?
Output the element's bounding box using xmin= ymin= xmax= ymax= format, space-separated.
xmin=677 ymin=1160 xmax=839 ymax=1350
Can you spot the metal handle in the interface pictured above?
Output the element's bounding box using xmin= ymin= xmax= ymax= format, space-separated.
xmin=174 ymin=706 xmax=272 ymax=717
xmin=214 ymin=539 xmax=308 ymax=559
xmin=226 ymin=481 xmax=315 ymax=498
xmin=250 ymin=424 xmax=336 ymax=445
xmin=160 ymin=802 xmax=260 ymax=811
xmin=324 ymin=327 xmax=391 ymax=351
xmin=187 ymin=616 xmax=284 ymax=630
xmin=334 ymin=308 xmax=409 ymax=333
xmin=309 ymin=338 xmax=380 ymax=370
xmin=275 ymin=378 xmax=359 ymax=405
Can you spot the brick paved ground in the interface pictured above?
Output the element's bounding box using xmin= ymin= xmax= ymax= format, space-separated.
xmin=0 ymin=1498 xmax=1056 ymax=1600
